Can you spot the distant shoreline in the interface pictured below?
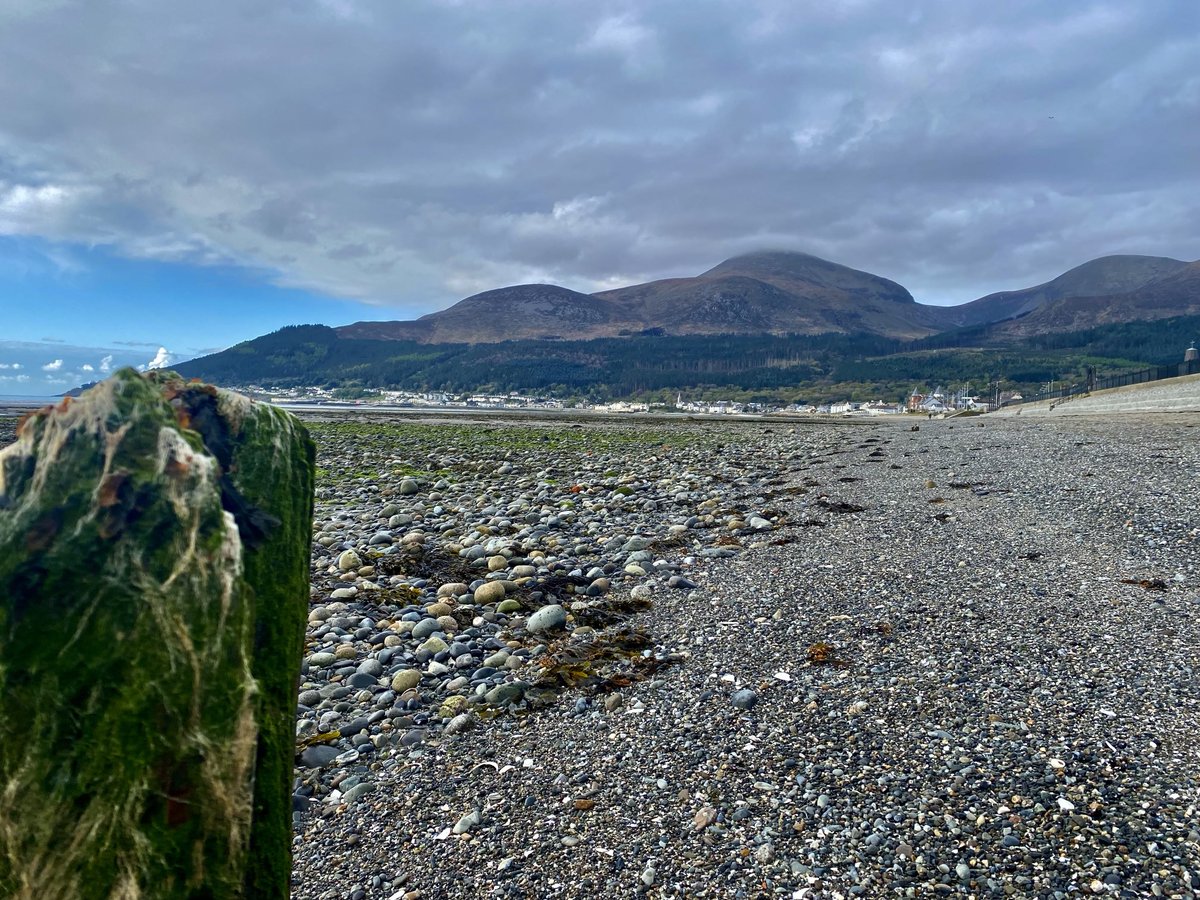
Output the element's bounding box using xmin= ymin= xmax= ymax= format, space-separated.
xmin=0 ymin=394 xmax=883 ymax=426
xmin=0 ymin=395 xmax=56 ymax=412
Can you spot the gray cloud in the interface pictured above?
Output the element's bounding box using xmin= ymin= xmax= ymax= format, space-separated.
xmin=0 ymin=0 xmax=1196 ymax=310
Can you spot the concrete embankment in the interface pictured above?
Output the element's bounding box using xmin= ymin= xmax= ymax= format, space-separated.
xmin=989 ymin=371 xmax=1200 ymax=417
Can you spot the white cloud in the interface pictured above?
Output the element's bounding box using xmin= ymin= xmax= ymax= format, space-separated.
xmin=0 ymin=342 xmax=159 ymax=385
xmin=0 ymin=182 xmax=77 ymax=236
xmin=142 ymin=346 xmax=174 ymax=371
xmin=584 ymin=14 xmax=655 ymax=56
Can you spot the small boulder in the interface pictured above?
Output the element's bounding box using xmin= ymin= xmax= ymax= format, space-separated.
xmin=730 ymin=689 xmax=758 ymax=710
xmin=526 ymin=604 xmax=567 ymax=634
xmin=390 ymin=670 xmax=421 ymax=692
xmin=474 ymin=581 xmax=506 ymax=604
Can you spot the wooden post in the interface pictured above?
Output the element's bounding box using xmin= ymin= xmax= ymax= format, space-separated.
xmin=0 ymin=369 xmax=314 ymax=899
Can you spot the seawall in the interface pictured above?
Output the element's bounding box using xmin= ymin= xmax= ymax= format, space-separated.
xmin=989 ymin=371 xmax=1200 ymax=417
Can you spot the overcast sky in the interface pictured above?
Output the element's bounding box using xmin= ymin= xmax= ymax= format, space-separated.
xmin=1 ymin=0 xmax=1197 ymax=392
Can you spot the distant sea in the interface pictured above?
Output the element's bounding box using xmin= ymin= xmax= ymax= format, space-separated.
xmin=0 ymin=395 xmax=55 ymax=410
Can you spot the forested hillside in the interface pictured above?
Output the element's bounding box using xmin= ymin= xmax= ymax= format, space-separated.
xmin=173 ymin=315 xmax=1200 ymax=403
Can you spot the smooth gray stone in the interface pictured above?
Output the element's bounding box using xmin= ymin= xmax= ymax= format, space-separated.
xmin=527 ymin=604 xmax=567 ymax=634
xmin=300 ymin=745 xmax=340 ymax=767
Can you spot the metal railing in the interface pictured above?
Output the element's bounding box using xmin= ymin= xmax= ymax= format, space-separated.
xmin=1001 ymin=359 xmax=1200 ymax=408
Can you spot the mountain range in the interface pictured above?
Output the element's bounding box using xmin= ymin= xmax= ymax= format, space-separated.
xmin=333 ymin=250 xmax=1197 ymax=345
xmin=170 ymin=249 xmax=1200 ymax=403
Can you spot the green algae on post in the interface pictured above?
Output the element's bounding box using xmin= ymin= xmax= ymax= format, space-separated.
xmin=0 ymin=369 xmax=314 ymax=900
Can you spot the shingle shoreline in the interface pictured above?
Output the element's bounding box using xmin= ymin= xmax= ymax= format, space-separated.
xmin=290 ymin=413 xmax=1200 ymax=899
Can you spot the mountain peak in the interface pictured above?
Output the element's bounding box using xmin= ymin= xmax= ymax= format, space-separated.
xmin=328 ymin=249 xmax=1195 ymax=346
xmin=1044 ymin=254 xmax=1189 ymax=296
xmin=702 ymin=250 xmax=828 ymax=277
xmin=945 ymin=253 xmax=1191 ymax=328
xmin=702 ymin=250 xmax=915 ymax=305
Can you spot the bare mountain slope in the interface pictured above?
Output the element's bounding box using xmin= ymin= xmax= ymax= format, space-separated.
xmin=338 ymin=251 xmax=944 ymax=343
xmin=987 ymin=261 xmax=1200 ymax=337
xmin=944 ymin=255 xmax=1189 ymax=328
xmin=701 ymin=251 xmax=914 ymax=301
xmin=338 ymin=284 xmax=636 ymax=343
xmin=595 ymin=250 xmax=938 ymax=338
xmin=332 ymin=251 xmax=1196 ymax=345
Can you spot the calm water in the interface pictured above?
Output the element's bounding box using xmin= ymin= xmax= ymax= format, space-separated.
xmin=0 ymin=394 xmax=56 ymax=411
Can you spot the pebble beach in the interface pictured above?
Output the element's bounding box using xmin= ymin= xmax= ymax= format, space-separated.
xmin=287 ymin=411 xmax=1200 ymax=899
xmin=3 ymin=409 xmax=1198 ymax=898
